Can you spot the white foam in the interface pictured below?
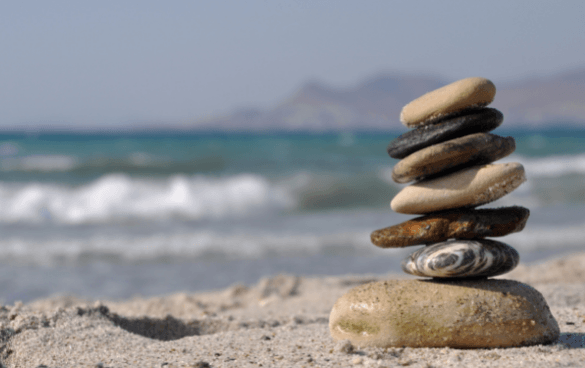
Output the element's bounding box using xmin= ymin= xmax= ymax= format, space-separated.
xmin=0 ymin=154 xmax=77 ymax=172
xmin=0 ymin=229 xmax=379 ymax=266
xmin=501 ymin=153 xmax=585 ymax=178
xmin=502 ymin=222 xmax=585 ymax=252
xmin=377 ymin=166 xmax=406 ymax=188
xmin=1 ymin=218 xmax=582 ymax=266
xmin=0 ymin=142 xmax=19 ymax=156
xmin=0 ymin=173 xmax=295 ymax=224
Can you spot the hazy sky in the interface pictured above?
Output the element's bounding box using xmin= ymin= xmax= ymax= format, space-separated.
xmin=1 ymin=1 xmax=584 ymax=127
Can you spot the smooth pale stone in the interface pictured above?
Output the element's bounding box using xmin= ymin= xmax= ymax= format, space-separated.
xmin=392 ymin=133 xmax=515 ymax=183
xmin=390 ymin=163 xmax=526 ymax=214
xmin=400 ymin=77 xmax=496 ymax=128
xmin=387 ymin=108 xmax=503 ymax=159
xmin=329 ymin=279 xmax=559 ymax=348
xmin=371 ymin=206 xmax=529 ymax=248
xmin=401 ymin=239 xmax=519 ymax=278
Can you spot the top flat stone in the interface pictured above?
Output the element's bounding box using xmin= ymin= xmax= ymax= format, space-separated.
xmin=400 ymin=77 xmax=496 ymax=128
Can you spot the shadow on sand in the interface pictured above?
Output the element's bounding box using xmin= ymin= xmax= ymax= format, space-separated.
xmin=557 ymin=333 xmax=585 ymax=349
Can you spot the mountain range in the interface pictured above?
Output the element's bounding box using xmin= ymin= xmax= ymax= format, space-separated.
xmin=174 ymin=67 xmax=585 ymax=132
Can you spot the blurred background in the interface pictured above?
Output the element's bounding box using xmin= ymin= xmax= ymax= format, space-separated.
xmin=1 ymin=1 xmax=585 ymax=304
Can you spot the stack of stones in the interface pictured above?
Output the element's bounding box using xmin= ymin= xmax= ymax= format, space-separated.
xmin=329 ymin=78 xmax=559 ymax=348
xmin=379 ymin=77 xmax=525 ymax=280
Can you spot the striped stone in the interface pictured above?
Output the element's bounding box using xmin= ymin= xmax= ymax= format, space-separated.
xmin=401 ymin=239 xmax=519 ymax=278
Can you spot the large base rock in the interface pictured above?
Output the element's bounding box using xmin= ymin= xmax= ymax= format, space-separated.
xmin=329 ymin=279 xmax=559 ymax=348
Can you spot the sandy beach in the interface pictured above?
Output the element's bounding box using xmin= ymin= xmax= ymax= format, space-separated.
xmin=0 ymin=252 xmax=583 ymax=367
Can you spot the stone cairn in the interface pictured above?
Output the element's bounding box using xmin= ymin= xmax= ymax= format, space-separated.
xmin=329 ymin=78 xmax=560 ymax=348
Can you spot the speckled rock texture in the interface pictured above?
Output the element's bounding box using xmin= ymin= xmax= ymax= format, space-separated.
xmin=401 ymin=239 xmax=519 ymax=278
xmin=392 ymin=133 xmax=516 ymax=183
xmin=387 ymin=108 xmax=504 ymax=159
xmin=391 ymin=163 xmax=526 ymax=214
xmin=400 ymin=77 xmax=496 ymax=127
xmin=329 ymin=279 xmax=559 ymax=348
xmin=371 ymin=206 xmax=529 ymax=248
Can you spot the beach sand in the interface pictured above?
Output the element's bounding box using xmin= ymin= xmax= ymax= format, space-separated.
xmin=1 ymin=253 xmax=585 ymax=367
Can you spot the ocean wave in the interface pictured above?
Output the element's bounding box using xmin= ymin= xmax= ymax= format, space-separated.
xmin=0 ymin=219 xmax=583 ymax=266
xmin=0 ymin=153 xmax=227 ymax=175
xmin=2 ymin=152 xmax=585 ymax=226
xmin=502 ymin=153 xmax=585 ymax=178
xmin=289 ymin=171 xmax=400 ymax=210
xmin=0 ymin=170 xmax=403 ymax=224
xmin=1 ymin=154 xmax=78 ymax=172
xmin=0 ymin=228 xmax=392 ymax=266
xmin=0 ymin=173 xmax=294 ymax=224
xmin=502 ymin=222 xmax=585 ymax=252
xmin=4 ymin=150 xmax=585 ymax=181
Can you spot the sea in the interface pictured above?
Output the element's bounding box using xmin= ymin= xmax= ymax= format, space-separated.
xmin=1 ymin=128 xmax=584 ymax=304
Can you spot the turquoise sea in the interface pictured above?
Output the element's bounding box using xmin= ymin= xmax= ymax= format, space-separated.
xmin=1 ymin=128 xmax=584 ymax=303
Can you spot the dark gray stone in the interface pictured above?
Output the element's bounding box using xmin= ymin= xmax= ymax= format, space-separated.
xmin=387 ymin=108 xmax=504 ymax=159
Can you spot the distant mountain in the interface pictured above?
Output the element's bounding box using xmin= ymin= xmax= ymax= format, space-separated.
xmin=183 ymin=67 xmax=585 ymax=132
xmin=494 ymin=68 xmax=585 ymax=128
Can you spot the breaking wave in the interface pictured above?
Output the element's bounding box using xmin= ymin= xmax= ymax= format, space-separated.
xmin=0 ymin=173 xmax=294 ymax=224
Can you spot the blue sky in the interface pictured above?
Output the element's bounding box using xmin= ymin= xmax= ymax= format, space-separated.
xmin=1 ymin=0 xmax=584 ymax=128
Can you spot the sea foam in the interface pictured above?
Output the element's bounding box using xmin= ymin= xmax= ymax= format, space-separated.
xmin=0 ymin=173 xmax=294 ymax=224
xmin=502 ymin=153 xmax=585 ymax=177
xmin=1 ymin=154 xmax=77 ymax=172
xmin=0 ymin=218 xmax=582 ymax=266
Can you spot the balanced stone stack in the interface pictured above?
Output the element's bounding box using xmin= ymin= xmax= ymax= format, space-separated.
xmin=329 ymin=78 xmax=559 ymax=348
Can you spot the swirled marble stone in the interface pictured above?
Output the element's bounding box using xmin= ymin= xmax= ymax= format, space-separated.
xmin=387 ymin=108 xmax=503 ymax=159
xmin=391 ymin=162 xmax=526 ymax=214
xmin=329 ymin=279 xmax=559 ymax=348
xmin=401 ymin=239 xmax=519 ymax=278
xmin=391 ymin=133 xmax=515 ymax=183
xmin=371 ymin=206 xmax=529 ymax=248
xmin=400 ymin=77 xmax=496 ymax=128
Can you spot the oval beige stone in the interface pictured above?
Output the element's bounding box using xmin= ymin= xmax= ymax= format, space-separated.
xmin=329 ymin=279 xmax=559 ymax=348
xmin=400 ymin=77 xmax=496 ymax=128
xmin=390 ymin=163 xmax=526 ymax=214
